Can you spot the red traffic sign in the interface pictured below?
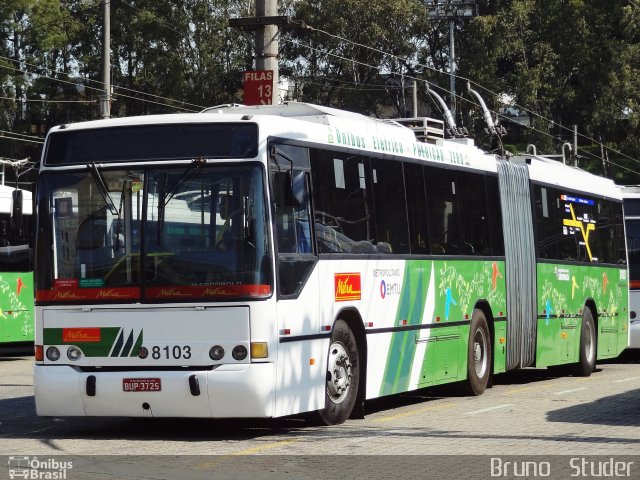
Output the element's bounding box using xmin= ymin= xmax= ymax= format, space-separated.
xmin=243 ymin=70 xmax=274 ymax=105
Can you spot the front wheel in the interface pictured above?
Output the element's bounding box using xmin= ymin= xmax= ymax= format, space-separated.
xmin=462 ymin=309 xmax=492 ymax=396
xmin=572 ymin=308 xmax=596 ymax=377
xmin=318 ymin=320 xmax=360 ymax=425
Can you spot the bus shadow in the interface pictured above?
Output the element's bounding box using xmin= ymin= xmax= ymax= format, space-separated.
xmin=547 ymin=388 xmax=640 ymax=427
xmin=0 ymin=395 xmax=313 ymax=442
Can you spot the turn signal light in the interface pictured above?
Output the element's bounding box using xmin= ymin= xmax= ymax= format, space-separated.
xmin=250 ymin=342 xmax=268 ymax=359
xmin=35 ymin=345 xmax=43 ymax=362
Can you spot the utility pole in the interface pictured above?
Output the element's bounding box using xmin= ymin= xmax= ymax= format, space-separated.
xmin=100 ymin=0 xmax=111 ymax=119
xmin=426 ymin=1 xmax=477 ymax=115
xmin=255 ymin=0 xmax=278 ymax=103
xmin=230 ymin=7 xmax=304 ymax=105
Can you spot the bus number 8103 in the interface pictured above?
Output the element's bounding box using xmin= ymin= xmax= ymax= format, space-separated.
xmin=151 ymin=345 xmax=192 ymax=360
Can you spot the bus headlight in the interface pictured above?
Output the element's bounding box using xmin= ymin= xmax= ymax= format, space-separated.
xmin=46 ymin=346 xmax=60 ymax=362
xmin=232 ymin=345 xmax=248 ymax=361
xmin=67 ymin=346 xmax=82 ymax=361
xmin=209 ymin=345 xmax=225 ymax=361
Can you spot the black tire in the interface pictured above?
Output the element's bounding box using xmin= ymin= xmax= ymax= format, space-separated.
xmin=571 ymin=308 xmax=596 ymax=377
xmin=318 ymin=320 xmax=360 ymax=425
xmin=462 ymin=309 xmax=491 ymax=396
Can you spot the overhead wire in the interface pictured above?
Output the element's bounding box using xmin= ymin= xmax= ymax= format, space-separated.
xmin=0 ymin=96 xmax=95 ymax=104
xmin=0 ymin=60 xmax=199 ymax=113
xmin=0 ymin=55 xmax=204 ymax=111
xmin=283 ymin=37 xmax=640 ymax=176
xmin=292 ymin=21 xmax=640 ymax=169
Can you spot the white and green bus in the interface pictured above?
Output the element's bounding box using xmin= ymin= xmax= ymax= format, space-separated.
xmin=34 ymin=103 xmax=628 ymax=424
xmin=0 ymin=184 xmax=34 ymax=356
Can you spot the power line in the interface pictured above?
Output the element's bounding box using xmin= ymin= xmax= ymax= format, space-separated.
xmin=283 ymin=38 xmax=640 ymax=176
xmin=0 ymin=96 xmax=95 ymax=104
xmin=0 ymin=55 xmax=203 ymax=112
xmin=0 ymin=134 xmax=44 ymax=145
xmin=0 ymin=61 xmax=198 ymax=113
xmin=294 ymin=23 xmax=640 ymax=168
xmin=0 ymin=130 xmax=43 ymax=141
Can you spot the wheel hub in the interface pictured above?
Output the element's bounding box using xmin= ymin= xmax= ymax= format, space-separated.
xmin=326 ymin=343 xmax=352 ymax=404
xmin=473 ymin=328 xmax=488 ymax=378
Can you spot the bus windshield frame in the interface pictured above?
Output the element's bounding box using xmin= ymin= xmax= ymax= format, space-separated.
xmin=35 ymin=162 xmax=272 ymax=303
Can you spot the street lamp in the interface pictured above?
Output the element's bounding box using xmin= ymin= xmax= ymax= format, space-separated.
xmin=425 ymin=1 xmax=477 ymax=113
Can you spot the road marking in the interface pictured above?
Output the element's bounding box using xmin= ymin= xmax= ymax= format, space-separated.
xmin=374 ymin=402 xmax=456 ymax=423
xmin=613 ymin=376 xmax=640 ymax=383
xmin=506 ymin=384 xmax=551 ymax=395
xmin=553 ymin=387 xmax=587 ymax=395
xmin=465 ymin=404 xmax=514 ymax=415
xmin=575 ymin=377 xmax=596 ymax=383
xmin=196 ymin=439 xmax=299 ymax=469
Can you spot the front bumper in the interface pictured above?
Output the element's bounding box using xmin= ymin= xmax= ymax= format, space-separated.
xmin=34 ymin=363 xmax=275 ymax=418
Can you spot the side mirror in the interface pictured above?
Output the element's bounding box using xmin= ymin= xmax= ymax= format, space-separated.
xmin=12 ymin=189 xmax=23 ymax=227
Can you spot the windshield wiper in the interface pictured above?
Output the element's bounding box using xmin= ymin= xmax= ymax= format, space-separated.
xmin=157 ymin=156 xmax=207 ymax=244
xmin=87 ymin=162 xmax=119 ymax=216
xmin=162 ymin=156 xmax=207 ymax=207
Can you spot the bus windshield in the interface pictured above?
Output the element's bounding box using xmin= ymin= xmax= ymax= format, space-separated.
xmin=36 ymin=164 xmax=271 ymax=302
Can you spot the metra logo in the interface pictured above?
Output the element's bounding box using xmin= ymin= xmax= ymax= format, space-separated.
xmin=380 ymin=280 xmax=401 ymax=299
xmin=62 ymin=328 xmax=101 ymax=343
xmin=96 ymin=289 xmax=129 ymax=299
xmin=202 ymin=287 xmax=233 ymax=296
xmin=53 ymin=290 xmax=85 ymax=300
xmin=157 ymin=288 xmax=191 ymax=297
xmin=335 ymin=273 xmax=361 ymax=302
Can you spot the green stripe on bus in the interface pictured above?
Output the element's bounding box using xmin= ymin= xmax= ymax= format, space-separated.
xmin=380 ymin=260 xmax=429 ymax=396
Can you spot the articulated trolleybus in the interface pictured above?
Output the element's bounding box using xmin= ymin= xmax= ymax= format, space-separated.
xmin=34 ymin=103 xmax=628 ymax=424
xmin=0 ymin=184 xmax=34 ymax=355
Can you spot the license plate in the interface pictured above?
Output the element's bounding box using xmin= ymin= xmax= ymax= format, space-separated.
xmin=122 ymin=378 xmax=161 ymax=392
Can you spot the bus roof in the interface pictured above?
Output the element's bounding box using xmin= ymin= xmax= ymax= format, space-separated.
xmin=621 ymin=185 xmax=640 ymax=199
xmin=43 ymin=102 xmax=620 ymax=200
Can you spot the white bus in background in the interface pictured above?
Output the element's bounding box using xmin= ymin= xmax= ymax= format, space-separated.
xmin=622 ymin=185 xmax=640 ymax=349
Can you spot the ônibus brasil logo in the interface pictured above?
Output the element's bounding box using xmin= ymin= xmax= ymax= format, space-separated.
xmin=8 ymin=456 xmax=73 ymax=479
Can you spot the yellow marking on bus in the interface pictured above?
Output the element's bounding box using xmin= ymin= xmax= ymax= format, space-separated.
xmin=374 ymin=402 xmax=456 ymax=423
xmin=506 ymin=384 xmax=551 ymax=395
xmin=196 ymin=439 xmax=299 ymax=470
xmin=562 ymin=204 xmax=595 ymax=261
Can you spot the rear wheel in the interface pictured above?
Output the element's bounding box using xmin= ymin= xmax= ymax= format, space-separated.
xmin=318 ymin=320 xmax=360 ymax=425
xmin=462 ymin=309 xmax=491 ymax=396
xmin=572 ymin=308 xmax=596 ymax=377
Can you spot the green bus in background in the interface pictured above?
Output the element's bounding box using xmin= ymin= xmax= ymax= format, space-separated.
xmin=0 ymin=184 xmax=34 ymax=356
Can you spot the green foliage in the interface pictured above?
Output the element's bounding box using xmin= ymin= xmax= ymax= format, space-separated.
xmin=0 ymin=0 xmax=638 ymax=183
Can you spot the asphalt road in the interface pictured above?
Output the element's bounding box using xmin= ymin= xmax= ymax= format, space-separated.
xmin=1 ymin=353 xmax=639 ymax=479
